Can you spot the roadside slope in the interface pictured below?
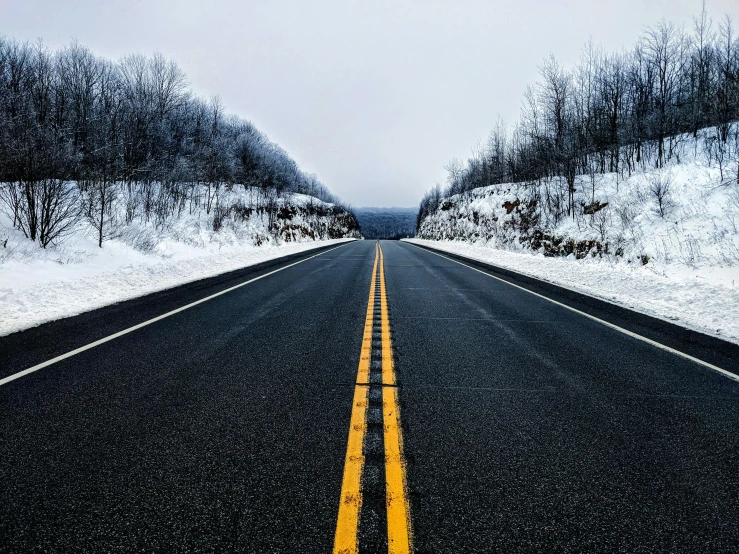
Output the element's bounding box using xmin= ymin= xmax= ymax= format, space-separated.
xmin=412 ymin=130 xmax=739 ymax=344
xmin=1 ymin=185 xmax=360 ymax=336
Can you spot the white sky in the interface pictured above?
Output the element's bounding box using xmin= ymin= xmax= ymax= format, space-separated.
xmin=3 ymin=0 xmax=738 ymax=207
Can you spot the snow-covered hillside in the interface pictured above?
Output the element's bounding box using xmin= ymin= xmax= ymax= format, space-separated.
xmin=418 ymin=130 xmax=738 ymax=267
xmin=414 ymin=129 xmax=739 ymax=342
xmin=0 ymin=184 xmax=360 ymax=335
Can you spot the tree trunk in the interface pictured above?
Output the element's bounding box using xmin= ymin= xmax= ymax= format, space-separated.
xmin=98 ymin=186 xmax=105 ymax=248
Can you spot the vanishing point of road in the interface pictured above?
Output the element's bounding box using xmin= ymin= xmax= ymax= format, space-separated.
xmin=1 ymin=240 xmax=738 ymax=552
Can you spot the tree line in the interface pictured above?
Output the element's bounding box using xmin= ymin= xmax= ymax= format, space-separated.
xmin=353 ymin=208 xmax=416 ymax=239
xmin=0 ymin=37 xmax=346 ymax=247
xmin=418 ymin=6 xmax=739 ymax=229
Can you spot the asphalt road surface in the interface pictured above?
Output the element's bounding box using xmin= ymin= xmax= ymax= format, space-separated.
xmin=1 ymin=240 xmax=738 ymax=553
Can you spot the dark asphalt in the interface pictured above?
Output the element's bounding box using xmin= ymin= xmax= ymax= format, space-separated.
xmin=2 ymin=240 xmax=738 ymax=552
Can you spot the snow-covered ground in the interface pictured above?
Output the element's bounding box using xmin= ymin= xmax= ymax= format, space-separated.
xmin=413 ymin=129 xmax=739 ymax=343
xmin=417 ymin=156 xmax=739 ymax=268
xmin=405 ymin=238 xmax=739 ymax=344
xmin=0 ymin=185 xmax=359 ymax=336
xmin=0 ymin=235 xmax=354 ymax=336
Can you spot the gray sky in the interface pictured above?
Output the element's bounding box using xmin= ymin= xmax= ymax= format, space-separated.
xmin=4 ymin=0 xmax=738 ymax=207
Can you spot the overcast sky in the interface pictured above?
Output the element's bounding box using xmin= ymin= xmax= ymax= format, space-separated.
xmin=4 ymin=0 xmax=738 ymax=207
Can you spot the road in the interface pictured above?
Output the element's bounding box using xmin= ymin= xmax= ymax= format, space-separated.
xmin=1 ymin=240 xmax=738 ymax=553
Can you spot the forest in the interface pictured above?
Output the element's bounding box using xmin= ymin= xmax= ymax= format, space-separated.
xmin=0 ymin=38 xmax=350 ymax=248
xmin=417 ymin=6 xmax=739 ymax=230
xmin=353 ymin=207 xmax=416 ymax=239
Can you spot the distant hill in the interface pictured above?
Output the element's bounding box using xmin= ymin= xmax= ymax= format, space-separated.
xmin=355 ymin=207 xmax=417 ymax=239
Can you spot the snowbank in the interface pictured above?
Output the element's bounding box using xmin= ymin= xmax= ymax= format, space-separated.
xmin=0 ymin=236 xmax=354 ymax=336
xmin=404 ymin=238 xmax=739 ymax=344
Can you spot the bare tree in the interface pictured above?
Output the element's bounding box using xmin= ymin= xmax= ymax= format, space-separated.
xmin=649 ymin=173 xmax=673 ymax=218
xmin=643 ymin=21 xmax=684 ymax=167
xmin=716 ymin=15 xmax=738 ymax=143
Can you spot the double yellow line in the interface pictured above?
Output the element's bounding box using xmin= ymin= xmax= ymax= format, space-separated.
xmin=334 ymin=242 xmax=412 ymax=554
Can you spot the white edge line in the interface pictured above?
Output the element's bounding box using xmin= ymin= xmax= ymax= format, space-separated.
xmin=405 ymin=241 xmax=739 ymax=383
xmin=0 ymin=242 xmax=354 ymax=388
xmin=403 ymin=238 xmax=735 ymax=346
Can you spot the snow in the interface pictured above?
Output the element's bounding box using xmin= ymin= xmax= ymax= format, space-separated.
xmin=418 ymin=163 xmax=739 ymax=268
xmin=404 ymin=238 xmax=739 ymax=344
xmin=413 ymin=129 xmax=739 ymax=343
xmin=0 ymin=236 xmax=354 ymax=336
xmin=0 ymin=185 xmax=358 ymax=336
xmin=418 ymin=129 xmax=739 ymax=265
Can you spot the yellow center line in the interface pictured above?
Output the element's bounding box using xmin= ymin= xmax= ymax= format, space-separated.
xmin=379 ymin=244 xmax=413 ymax=554
xmin=333 ymin=243 xmax=379 ymax=554
xmin=334 ymin=242 xmax=413 ymax=553
xmin=380 ymin=247 xmax=395 ymax=387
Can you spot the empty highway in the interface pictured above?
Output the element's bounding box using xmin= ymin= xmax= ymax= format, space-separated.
xmin=1 ymin=240 xmax=738 ymax=553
